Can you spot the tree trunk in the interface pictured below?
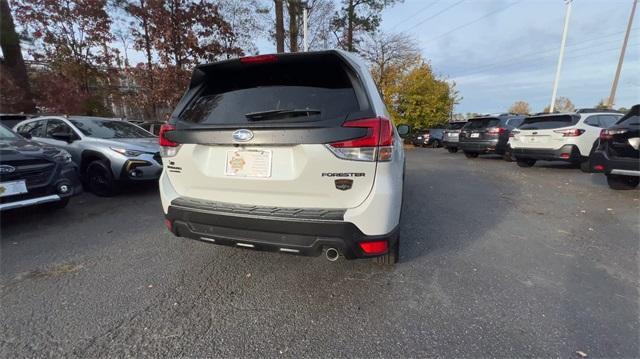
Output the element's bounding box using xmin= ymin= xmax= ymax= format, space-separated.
xmin=288 ymin=0 xmax=299 ymax=52
xmin=347 ymin=0 xmax=354 ymax=51
xmin=0 ymin=0 xmax=35 ymax=113
xmin=274 ymin=0 xmax=285 ymax=53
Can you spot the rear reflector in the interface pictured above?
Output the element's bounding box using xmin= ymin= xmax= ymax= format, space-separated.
xmin=560 ymin=153 xmax=571 ymax=159
xmin=593 ymin=165 xmax=605 ymax=171
xmin=239 ymin=54 xmax=278 ymax=64
xmin=327 ymin=117 xmax=394 ymax=162
xmin=164 ymin=219 xmax=173 ymax=231
xmin=359 ymin=240 xmax=388 ymax=255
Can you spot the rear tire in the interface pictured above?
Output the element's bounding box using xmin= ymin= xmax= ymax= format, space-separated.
xmin=579 ymin=159 xmax=591 ymax=173
xmin=431 ymin=140 xmax=440 ymax=148
xmin=447 ymin=147 xmax=458 ymax=153
xmin=503 ymin=147 xmax=515 ymax=162
xmin=516 ymin=158 xmax=536 ymax=167
xmin=85 ymin=160 xmax=119 ymax=197
xmin=464 ymin=151 xmax=479 ymax=158
xmin=606 ymin=174 xmax=639 ymax=190
xmin=374 ymin=237 xmax=399 ymax=265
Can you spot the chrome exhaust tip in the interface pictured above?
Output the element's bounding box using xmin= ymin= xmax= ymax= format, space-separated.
xmin=325 ymin=248 xmax=339 ymax=262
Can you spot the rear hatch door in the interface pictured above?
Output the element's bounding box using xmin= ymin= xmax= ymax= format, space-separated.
xmin=609 ymin=114 xmax=640 ymax=158
xmin=515 ymin=114 xmax=579 ymax=149
xmin=461 ymin=118 xmax=500 ymax=141
xmin=164 ymin=52 xmax=378 ymax=209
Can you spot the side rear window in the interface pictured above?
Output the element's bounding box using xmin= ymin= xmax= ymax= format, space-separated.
xmin=17 ymin=120 xmax=46 ymax=137
xmin=599 ymin=115 xmax=622 ymax=128
xmin=178 ymin=55 xmax=364 ymax=126
xmin=464 ymin=118 xmax=499 ymax=130
xmin=519 ymin=115 xmax=578 ymax=130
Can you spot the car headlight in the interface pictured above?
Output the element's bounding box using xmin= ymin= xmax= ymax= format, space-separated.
xmin=53 ymin=150 xmax=73 ymax=163
xmin=110 ymin=147 xmax=143 ymax=157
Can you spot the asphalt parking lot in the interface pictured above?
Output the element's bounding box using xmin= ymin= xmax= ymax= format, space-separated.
xmin=1 ymin=149 xmax=638 ymax=358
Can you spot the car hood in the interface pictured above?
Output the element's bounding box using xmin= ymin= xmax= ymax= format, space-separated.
xmin=91 ymin=137 xmax=160 ymax=152
xmin=0 ymin=138 xmax=63 ymax=162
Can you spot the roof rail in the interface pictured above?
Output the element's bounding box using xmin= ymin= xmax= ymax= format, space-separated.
xmin=576 ymin=108 xmax=622 ymax=114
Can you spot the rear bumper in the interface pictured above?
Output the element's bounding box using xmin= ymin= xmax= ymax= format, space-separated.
xmin=443 ymin=140 xmax=459 ymax=148
xmin=165 ymin=197 xmax=398 ymax=259
xmin=591 ymin=150 xmax=640 ymax=175
xmin=458 ymin=139 xmax=504 ymax=154
xmin=512 ymin=144 xmax=581 ymax=162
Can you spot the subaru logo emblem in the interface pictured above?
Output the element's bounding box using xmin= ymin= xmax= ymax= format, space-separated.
xmin=0 ymin=165 xmax=16 ymax=174
xmin=232 ymin=129 xmax=253 ymax=142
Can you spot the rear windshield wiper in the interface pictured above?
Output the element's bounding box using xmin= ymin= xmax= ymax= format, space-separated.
xmin=245 ymin=109 xmax=321 ymax=121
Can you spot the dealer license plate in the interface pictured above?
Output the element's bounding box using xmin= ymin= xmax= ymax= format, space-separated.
xmin=0 ymin=180 xmax=28 ymax=197
xmin=225 ymin=150 xmax=272 ymax=178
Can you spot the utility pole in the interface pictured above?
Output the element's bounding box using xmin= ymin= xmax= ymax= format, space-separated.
xmin=608 ymin=0 xmax=637 ymax=109
xmin=550 ymin=0 xmax=573 ymax=113
xmin=302 ymin=1 xmax=309 ymax=51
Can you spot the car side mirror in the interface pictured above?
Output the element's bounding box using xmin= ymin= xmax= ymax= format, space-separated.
xmin=18 ymin=131 xmax=32 ymax=139
xmin=52 ymin=132 xmax=74 ymax=143
xmin=397 ymin=124 xmax=411 ymax=138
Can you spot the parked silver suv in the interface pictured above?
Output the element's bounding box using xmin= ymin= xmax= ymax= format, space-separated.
xmin=14 ymin=116 xmax=161 ymax=196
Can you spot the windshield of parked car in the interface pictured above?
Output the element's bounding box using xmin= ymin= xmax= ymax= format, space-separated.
xmin=0 ymin=124 xmax=19 ymax=140
xmin=519 ymin=115 xmax=579 ymax=130
xmin=464 ymin=118 xmax=500 ymax=129
xmin=618 ymin=115 xmax=639 ymax=126
xmin=70 ymin=119 xmax=154 ymax=139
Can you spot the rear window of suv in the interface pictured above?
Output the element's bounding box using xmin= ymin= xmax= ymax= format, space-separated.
xmin=179 ymin=55 xmax=363 ymax=126
xmin=447 ymin=122 xmax=466 ymax=130
xmin=464 ymin=118 xmax=499 ymax=129
xmin=519 ymin=115 xmax=579 ymax=130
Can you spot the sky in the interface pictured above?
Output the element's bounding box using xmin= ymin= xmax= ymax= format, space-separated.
xmin=257 ymin=0 xmax=640 ymax=114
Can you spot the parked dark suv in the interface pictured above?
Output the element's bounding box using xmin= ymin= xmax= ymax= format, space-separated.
xmin=0 ymin=123 xmax=81 ymax=211
xmin=442 ymin=121 xmax=467 ymax=153
xmin=458 ymin=115 xmax=525 ymax=159
xmin=591 ymin=105 xmax=639 ymax=190
xmin=411 ymin=128 xmax=444 ymax=148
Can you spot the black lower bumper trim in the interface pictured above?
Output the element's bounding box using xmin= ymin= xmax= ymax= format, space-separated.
xmin=166 ymin=203 xmax=398 ymax=259
xmin=512 ymin=145 xmax=582 ymax=162
xmin=591 ymin=150 xmax=640 ymax=174
xmin=458 ymin=140 xmax=505 ymax=154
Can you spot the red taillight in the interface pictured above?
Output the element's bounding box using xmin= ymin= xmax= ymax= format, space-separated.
xmin=487 ymin=127 xmax=506 ymax=135
xmin=239 ymin=54 xmax=278 ymax=64
xmin=330 ymin=117 xmax=393 ymax=148
xmin=159 ymin=124 xmax=177 ymax=147
xmin=554 ymin=128 xmax=585 ymax=137
xmin=359 ymin=240 xmax=388 ymax=255
xmin=600 ymin=128 xmax=628 ymax=140
xmin=327 ymin=117 xmax=394 ymax=162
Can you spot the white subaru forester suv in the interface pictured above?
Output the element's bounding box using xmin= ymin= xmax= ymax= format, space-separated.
xmin=509 ymin=110 xmax=623 ymax=170
xmin=158 ymin=51 xmax=409 ymax=265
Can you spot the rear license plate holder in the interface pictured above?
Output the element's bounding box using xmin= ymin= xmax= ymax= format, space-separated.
xmin=225 ymin=150 xmax=272 ymax=178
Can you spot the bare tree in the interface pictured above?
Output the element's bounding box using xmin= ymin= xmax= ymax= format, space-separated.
xmin=274 ymin=0 xmax=285 ymax=52
xmin=508 ymin=100 xmax=531 ymax=115
xmin=359 ymin=32 xmax=421 ymax=96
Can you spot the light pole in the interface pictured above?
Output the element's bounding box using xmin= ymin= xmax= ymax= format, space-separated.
xmin=608 ymin=0 xmax=637 ymax=108
xmin=550 ymin=0 xmax=573 ymax=113
xmin=302 ymin=1 xmax=309 ymax=52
